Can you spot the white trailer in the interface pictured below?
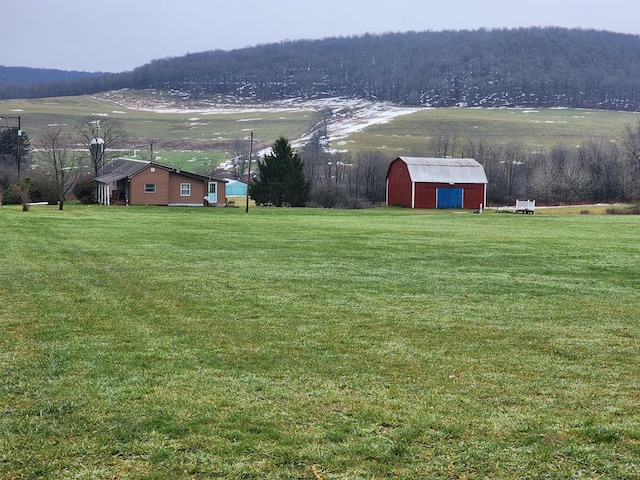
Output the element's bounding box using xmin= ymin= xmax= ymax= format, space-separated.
xmin=514 ymin=199 xmax=535 ymax=214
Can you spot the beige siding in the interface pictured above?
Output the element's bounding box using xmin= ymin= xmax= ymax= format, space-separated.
xmin=216 ymin=181 xmax=226 ymax=206
xmin=168 ymin=174 xmax=207 ymax=205
xmin=130 ymin=166 xmax=170 ymax=205
xmin=128 ymin=164 xmax=227 ymax=206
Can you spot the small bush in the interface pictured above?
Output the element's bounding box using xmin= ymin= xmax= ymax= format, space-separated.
xmin=3 ymin=180 xmax=33 ymax=205
xmin=2 ymin=184 xmax=24 ymax=205
xmin=73 ymin=175 xmax=97 ymax=204
xmin=29 ymin=175 xmax=58 ymax=204
xmin=2 ymin=176 xmax=59 ymax=205
xmin=309 ymin=184 xmax=351 ymax=208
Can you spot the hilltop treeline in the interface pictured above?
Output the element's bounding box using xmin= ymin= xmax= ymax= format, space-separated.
xmin=0 ymin=66 xmax=104 ymax=86
xmin=2 ymin=28 xmax=640 ymax=111
xmin=0 ymin=70 xmax=129 ymax=99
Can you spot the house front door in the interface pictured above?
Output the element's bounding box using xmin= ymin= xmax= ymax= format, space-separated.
xmin=208 ymin=182 xmax=217 ymax=204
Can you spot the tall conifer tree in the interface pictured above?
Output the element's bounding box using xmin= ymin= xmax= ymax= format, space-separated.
xmin=249 ymin=137 xmax=311 ymax=206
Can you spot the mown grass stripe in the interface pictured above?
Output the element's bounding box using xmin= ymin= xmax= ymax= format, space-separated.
xmin=1 ymin=204 xmax=638 ymax=478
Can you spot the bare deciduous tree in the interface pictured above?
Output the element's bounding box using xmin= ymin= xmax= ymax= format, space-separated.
xmin=621 ymin=120 xmax=640 ymax=167
xmin=228 ymin=137 xmax=251 ymax=178
xmin=558 ymin=150 xmax=592 ymax=202
xmin=529 ymin=152 xmax=558 ymax=203
xmin=580 ymin=138 xmax=622 ymax=201
xmin=76 ymin=117 xmax=126 ymax=176
xmin=38 ymin=128 xmax=87 ymax=210
xmin=466 ymin=138 xmax=505 ymax=203
xmin=302 ymin=133 xmax=326 ymax=188
xmin=428 ymin=133 xmax=459 ymax=158
xmin=352 ymin=150 xmax=389 ymax=204
xmin=315 ymin=107 xmax=334 ymax=139
xmin=620 ymin=120 xmax=640 ymax=198
xmin=503 ymin=143 xmax=524 ymax=199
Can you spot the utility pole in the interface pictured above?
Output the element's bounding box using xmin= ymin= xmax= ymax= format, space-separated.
xmin=245 ymin=131 xmax=253 ymax=213
xmin=16 ymin=116 xmax=22 ymax=180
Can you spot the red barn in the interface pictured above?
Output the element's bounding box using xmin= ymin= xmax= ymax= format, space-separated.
xmin=386 ymin=157 xmax=487 ymax=209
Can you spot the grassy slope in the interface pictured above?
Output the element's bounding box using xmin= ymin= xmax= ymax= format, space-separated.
xmin=1 ymin=205 xmax=638 ymax=478
xmin=1 ymin=95 xmax=317 ymax=169
xmin=1 ymin=95 xmax=316 ymax=143
xmin=346 ymin=107 xmax=639 ymax=155
xmin=3 ymin=95 xmax=638 ymax=169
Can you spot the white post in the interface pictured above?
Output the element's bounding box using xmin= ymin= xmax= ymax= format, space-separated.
xmin=385 ymin=178 xmax=389 ymax=206
xmin=411 ymin=182 xmax=415 ymax=208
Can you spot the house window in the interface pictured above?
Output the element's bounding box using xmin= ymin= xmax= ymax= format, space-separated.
xmin=180 ymin=183 xmax=191 ymax=196
xmin=144 ymin=183 xmax=156 ymax=193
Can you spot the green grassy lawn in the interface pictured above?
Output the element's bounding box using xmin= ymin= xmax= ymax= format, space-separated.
xmin=1 ymin=205 xmax=638 ymax=478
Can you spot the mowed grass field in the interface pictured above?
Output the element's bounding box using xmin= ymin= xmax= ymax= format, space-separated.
xmin=1 ymin=205 xmax=638 ymax=479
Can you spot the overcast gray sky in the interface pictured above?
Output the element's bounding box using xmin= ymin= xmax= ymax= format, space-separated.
xmin=3 ymin=0 xmax=639 ymax=72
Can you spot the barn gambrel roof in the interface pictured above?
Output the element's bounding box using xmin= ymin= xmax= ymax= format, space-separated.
xmin=396 ymin=157 xmax=488 ymax=184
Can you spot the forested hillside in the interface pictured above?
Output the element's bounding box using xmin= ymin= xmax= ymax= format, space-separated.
xmin=2 ymin=28 xmax=640 ymax=111
xmin=0 ymin=66 xmax=103 ymax=89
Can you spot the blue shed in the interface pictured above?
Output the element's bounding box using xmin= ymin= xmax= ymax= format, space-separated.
xmin=225 ymin=180 xmax=248 ymax=196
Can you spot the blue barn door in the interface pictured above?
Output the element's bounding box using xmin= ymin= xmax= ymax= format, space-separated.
xmin=437 ymin=187 xmax=463 ymax=208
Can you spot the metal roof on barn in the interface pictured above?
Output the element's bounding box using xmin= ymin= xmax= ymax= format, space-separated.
xmin=397 ymin=157 xmax=488 ymax=184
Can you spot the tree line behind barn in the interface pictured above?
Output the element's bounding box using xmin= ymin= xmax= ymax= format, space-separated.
xmin=2 ymin=114 xmax=640 ymax=209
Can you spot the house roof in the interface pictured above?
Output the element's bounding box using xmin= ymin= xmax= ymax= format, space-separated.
xmin=395 ymin=157 xmax=488 ymax=184
xmin=95 ymin=158 xmax=226 ymax=184
xmin=95 ymin=158 xmax=150 ymax=184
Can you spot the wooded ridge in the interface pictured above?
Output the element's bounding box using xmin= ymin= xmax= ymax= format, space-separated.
xmin=0 ymin=66 xmax=104 ymax=89
xmin=2 ymin=27 xmax=640 ymax=111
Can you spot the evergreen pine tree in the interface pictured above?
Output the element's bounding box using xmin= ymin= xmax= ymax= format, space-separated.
xmin=249 ymin=137 xmax=311 ymax=206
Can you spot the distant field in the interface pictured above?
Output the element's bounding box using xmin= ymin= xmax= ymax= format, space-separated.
xmin=345 ymin=107 xmax=639 ymax=155
xmin=0 ymin=94 xmax=317 ymax=169
xmin=0 ymin=95 xmax=316 ymax=143
xmin=1 ymin=205 xmax=638 ymax=478
xmin=2 ymin=93 xmax=638 ymax=168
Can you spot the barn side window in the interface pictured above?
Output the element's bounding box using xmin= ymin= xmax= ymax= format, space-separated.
xmin=144 ymin=183 xmax=156 ymax=193
xmin=180 ymin=183 xmax=191 ymax=196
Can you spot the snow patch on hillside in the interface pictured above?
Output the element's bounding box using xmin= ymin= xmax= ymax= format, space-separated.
xmin=99 ymin=91 xmax=421 ymax=152
xmin=270 ymin=98 xmax=421 ymax=149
